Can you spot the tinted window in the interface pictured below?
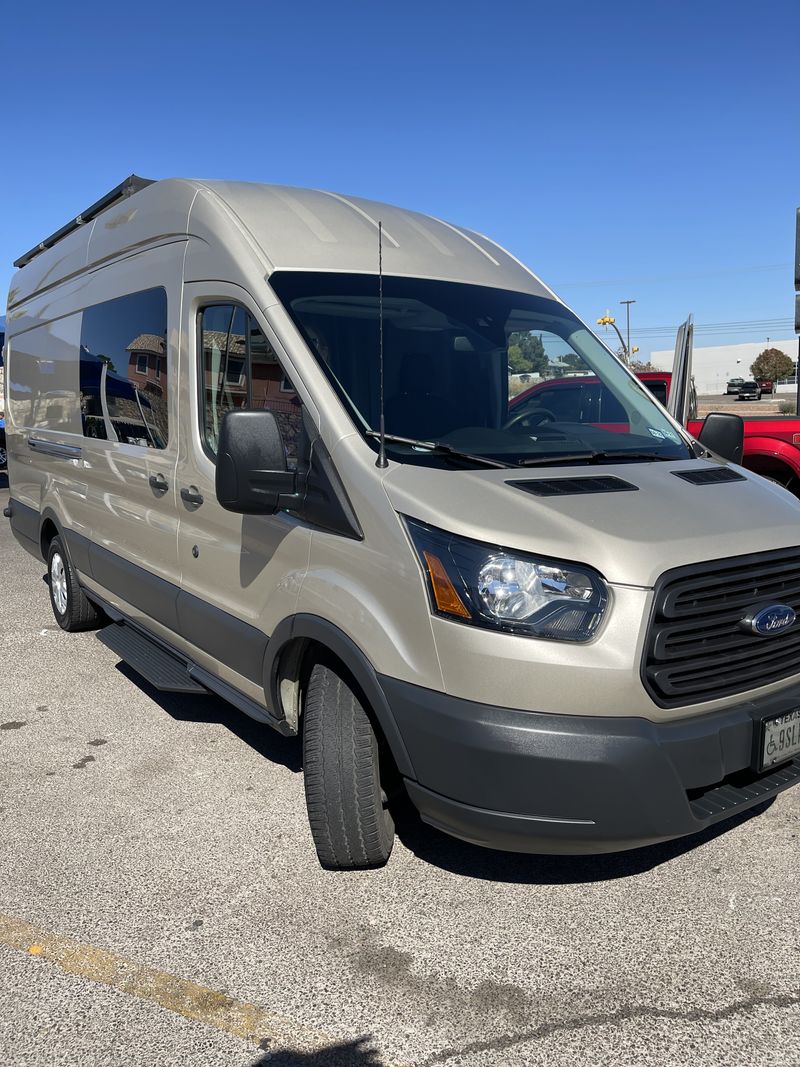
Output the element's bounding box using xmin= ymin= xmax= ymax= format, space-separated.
xmin=511 ymin=381 xmax=627 ymax=429
xmin=642 ymin=380 xmax=668 ymax=406
xmin=199 ymin=306 xmax=302 ymax=464
xmin=271 ymin=272 xmax=691 ymax=468
xmin=79 ymin=288 xmax=168 ymax=447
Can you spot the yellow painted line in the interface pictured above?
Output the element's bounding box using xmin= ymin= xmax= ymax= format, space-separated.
xmin=0 ymin=911 xmax=397 ymax=1062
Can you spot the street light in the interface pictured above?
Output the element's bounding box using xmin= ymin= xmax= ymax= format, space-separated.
xmin=596 ymin=312 xmax=630 ymax=363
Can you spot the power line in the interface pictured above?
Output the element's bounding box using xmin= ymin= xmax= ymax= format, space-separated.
xmin=613 ymin=317 xmax=794 ymax=339
xmin=636 ymin=317 xmax=793 ymax=328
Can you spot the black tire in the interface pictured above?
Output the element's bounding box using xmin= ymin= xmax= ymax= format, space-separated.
xmin=303 ymin=662 xmax=395 ymax=869
xmin=47 ymin=536 xmax=104 ymax=632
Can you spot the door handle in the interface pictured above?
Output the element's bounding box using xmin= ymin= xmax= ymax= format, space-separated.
xmin=149 ymin=473 xmax=169 ymax=494
xmin=180 ymin=486 xmax=204 ymax=507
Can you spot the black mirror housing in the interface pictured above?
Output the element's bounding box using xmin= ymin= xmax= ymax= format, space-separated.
xmin=697 ymin=411 xmax=745 ymax=465
xmin=215 ymin=409 xmax=297 ymax=514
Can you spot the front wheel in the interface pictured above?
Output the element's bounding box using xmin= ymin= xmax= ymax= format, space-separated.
xmin=303 ymin=662 xmax=395 ymax=869
xmin=47 ymin=536 xmax=104 ymax=632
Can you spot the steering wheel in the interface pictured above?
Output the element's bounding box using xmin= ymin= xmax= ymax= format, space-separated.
xmin=504 ymin=407 xmax=557 ymax=432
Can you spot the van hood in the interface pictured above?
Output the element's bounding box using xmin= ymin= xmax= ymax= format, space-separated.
xmin=382 ymin=459 xmax=800 ymax=587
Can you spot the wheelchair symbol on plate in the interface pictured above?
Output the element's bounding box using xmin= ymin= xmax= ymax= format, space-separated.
xmin=767 ymin=737 xmax=778 ymax=756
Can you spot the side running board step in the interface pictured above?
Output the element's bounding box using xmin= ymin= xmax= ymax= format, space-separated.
xmin=97 ymin=622 xmax=207 ymax=693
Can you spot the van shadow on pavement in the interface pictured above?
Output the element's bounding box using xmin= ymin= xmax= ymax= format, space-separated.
xmin=249 ymin=1037 xmax=385 ymax=1066
xmin=392 ymin=792 xmax=773 ymax=885
xmin=114 ymin=662 xmax=303 ymax=773
xmin=113 ymin=662 xmax=773 ymax=886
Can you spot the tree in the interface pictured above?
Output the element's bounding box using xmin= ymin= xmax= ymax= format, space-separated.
xmin=630 ymin=359 xmax=657 ymax=373
xmin=508 ymin=344 xmax=529 ymax=374
xmin=507 ymin=331 xmax=549 ymax=376
xmin=558 ymin=350 xmax=588 ymax=373
xmin=750 ymin=348 xmax=795 ymax=382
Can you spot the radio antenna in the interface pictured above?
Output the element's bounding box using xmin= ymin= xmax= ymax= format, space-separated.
xmin=376 ymin=220 xmax=388 ymax=469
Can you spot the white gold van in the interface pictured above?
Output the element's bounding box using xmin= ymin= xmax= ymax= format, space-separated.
xmin=5 ymin=175 xmax=800 ymax=868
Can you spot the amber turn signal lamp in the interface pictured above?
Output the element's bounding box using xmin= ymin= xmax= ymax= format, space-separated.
xmin=422 ymin=551 xmax=471 ymax=619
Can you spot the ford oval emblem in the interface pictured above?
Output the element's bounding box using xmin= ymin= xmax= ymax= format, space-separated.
xmin=743 ymin=604 xmax=797 ymax=637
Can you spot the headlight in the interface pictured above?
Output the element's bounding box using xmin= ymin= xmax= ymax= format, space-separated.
xmin=404 ymin=517 xmax=608 ymax=642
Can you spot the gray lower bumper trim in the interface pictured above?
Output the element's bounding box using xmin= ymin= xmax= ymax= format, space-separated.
xmin=379 ymin=675 xmax=800 ymax=854
xmin=688 ymin=757 xmax=800 ymax=819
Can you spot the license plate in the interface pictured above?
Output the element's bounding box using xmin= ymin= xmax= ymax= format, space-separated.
xmin=760 ymin=708 xmax=800 ymax=770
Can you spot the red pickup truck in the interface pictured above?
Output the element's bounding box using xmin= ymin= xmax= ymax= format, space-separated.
xmin=510 ymin=369 xmax=800 ymax=495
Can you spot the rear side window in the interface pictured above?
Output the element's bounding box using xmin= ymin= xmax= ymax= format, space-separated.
xmin=79 ymin=288 xmax=169 ymax=448
xmin=199 ymin=305 xmax=303 ymax=464
xmin=643 ymin=380 xmax=668 ymax=406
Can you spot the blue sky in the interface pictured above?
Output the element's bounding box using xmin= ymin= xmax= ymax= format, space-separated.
xmin=2 ymin=0 xmax=798 ymax=358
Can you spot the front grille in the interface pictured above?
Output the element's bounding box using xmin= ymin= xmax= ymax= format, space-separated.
xmin=643 ymin=547 xmax=800 ymax=706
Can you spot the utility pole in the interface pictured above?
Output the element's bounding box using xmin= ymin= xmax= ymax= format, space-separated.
xmin=620 ymin=300 xmax=636 ymax=366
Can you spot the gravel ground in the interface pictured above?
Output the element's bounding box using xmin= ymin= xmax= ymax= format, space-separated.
xmin=1 ymin=474 xmax=798 ymax=1067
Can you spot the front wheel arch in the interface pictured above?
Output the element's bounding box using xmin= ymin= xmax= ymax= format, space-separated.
xmin=743 ymin=456 xmax=800 ymax=495
xmin=264 ymin=615 xmax=416 ymax=780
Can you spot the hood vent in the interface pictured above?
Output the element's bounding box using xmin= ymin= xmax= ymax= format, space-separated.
xmin=672 ymin=467 xmax=746 ymax=485
xmin=508 ymin=476 xmax=639 ymax=497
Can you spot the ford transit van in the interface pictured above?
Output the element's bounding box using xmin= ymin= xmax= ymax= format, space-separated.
xmin=5 ymin=175 xmax=800 ymax=868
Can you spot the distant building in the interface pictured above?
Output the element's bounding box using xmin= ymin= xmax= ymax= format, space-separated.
xmin=651 ymin=338 xmax=799 ymax=394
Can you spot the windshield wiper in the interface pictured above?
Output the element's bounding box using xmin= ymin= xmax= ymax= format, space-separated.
xmin=516 ymin=450 xmax=676 ymax=467
xmin=365 ymin=431 xmax=510 ymax=469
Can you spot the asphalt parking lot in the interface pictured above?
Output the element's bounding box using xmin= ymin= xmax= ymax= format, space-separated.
xmin=1 ymin=473 xmax=799 ymax=1067
xmin=696 ymin=393 xmax=791 ymax=416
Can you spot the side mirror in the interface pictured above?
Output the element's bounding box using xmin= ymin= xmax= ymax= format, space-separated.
xmin=696 ymin=411 xmax=744 ymax=465
xmin=215 ymin=409 xmax=297 ymax=514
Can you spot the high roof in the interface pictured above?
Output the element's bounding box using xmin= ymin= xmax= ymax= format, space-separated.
xmin=9 ymin=177 xmax=555 ymax=310
xmin=195 ymin=180 xmax=552 ymax=296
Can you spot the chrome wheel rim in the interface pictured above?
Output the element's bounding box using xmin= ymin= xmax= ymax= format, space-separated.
xmin=51 ymin=553 xmax=68 ymax=615
xmin=0 ymin=447 xmax=6 ymax=467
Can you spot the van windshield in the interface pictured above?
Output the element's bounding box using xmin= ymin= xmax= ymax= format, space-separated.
xmin=270 ymin=272 xmax=692 ymax=468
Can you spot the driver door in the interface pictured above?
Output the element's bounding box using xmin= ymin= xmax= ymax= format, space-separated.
xmin=175 ymin=282 xmax=311 ymax=701
xmin=667 ymin=316 xmax=694 ymax=426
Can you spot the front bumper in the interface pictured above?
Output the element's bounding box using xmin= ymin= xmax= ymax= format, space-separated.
xmin=380 ymin=676 xmax=800 ymax=854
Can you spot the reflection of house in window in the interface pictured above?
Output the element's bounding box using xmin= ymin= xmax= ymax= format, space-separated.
xmin=201 ymin=329 xmax=248 ymax=405
xmin=128 ymin=334 xmax=166 ymax=394
xmin=201 ymin=323 xmax=299 ymax=413
xmin=225 ymin=357 xmax=245 ymax=385
xmin=251 ymin=333 xmax=301 ymax=461
xmin=124 ymin=334 xmax=169 ymax=445
xmin=78 ymin=290 xmax=169 ymax=448
xmin=79 ymin=345 xmax=163 ymax=446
